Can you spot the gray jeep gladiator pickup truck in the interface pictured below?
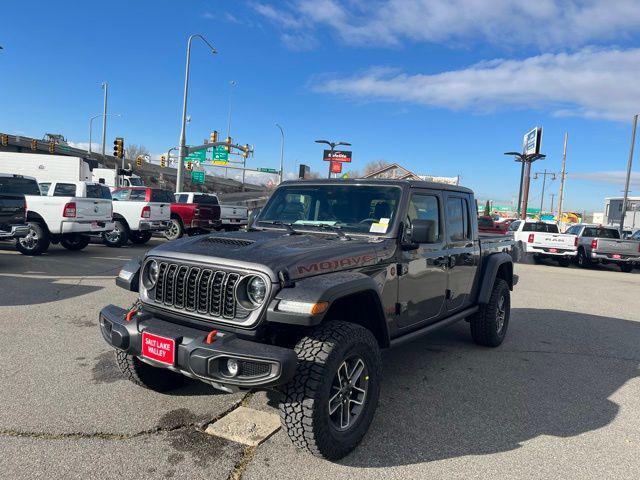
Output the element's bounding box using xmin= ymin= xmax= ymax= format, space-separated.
xmin=99 ymin=179 xmax=517 ymax=459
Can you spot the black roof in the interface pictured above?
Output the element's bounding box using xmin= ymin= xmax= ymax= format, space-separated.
xmin=280 ymin=178 xmax=473 ymax=194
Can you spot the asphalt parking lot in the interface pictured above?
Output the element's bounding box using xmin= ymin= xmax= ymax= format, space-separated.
xmin=1 ymin=240 xmax=639 ymax=480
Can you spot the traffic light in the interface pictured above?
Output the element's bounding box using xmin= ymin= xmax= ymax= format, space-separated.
xmin=224 ymin=136 xmax=232 ymax=153
xmin=136 ymin=155 xmax=143 ymax=167
xmin=210 ymin=131 xmax=218 ymax=144
xmin=186 ymin=161 xmax=193 ymax=171
xmin=0 ymin=134 xmax=8 ymax=147
xmin=242 ymin=144 xmax=250 ymax=159
xmin=113 ymin=137 xmax=124 ymax=159
xmin=49 ymin=142 xmax=55 ymax=153
xmin=160 ymin=155 xmax=166 ymax=168
xmin=31 ymin=139 xmax=38 ymax=151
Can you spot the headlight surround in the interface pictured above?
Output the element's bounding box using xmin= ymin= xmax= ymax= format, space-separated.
xmin=143 ymin=259 xmax=160 ymax=289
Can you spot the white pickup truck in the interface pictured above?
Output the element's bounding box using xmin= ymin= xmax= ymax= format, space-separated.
xmin=508 ymin=220 xmax=577 ymax=266
xmin=16 ymin=180 xmax=114 ymax=255
xmin=105 ymin=187 xmax=171 ymax=247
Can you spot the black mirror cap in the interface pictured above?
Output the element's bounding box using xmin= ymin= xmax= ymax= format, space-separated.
xmin=248 ymin=207 xmax=262 ymax=228
xmin=410 ymin=219 xmax=436 ymax=244
xmin=115 ymin=257 xmax=141 ymax=292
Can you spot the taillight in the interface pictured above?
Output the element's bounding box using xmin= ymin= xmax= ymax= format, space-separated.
xmin=574 ymin=236 xmax=578 ymax=247
xmin=528 ymin=234 xmax=534 ymax=243
xmin=63 ymin=202 xmax=77 ymax=218
xmin=194 ymin=208 xmax=200 ymax=217
xmin=591 ymin=239 xmax=598 ymax=249
xmin=141 ymin=205 xmax=151 ymax=218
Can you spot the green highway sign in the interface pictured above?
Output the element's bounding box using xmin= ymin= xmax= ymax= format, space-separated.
xmin=186 ymin=149 xmax=206 ymax=163
xmin=257 ymin=168 xmax=279 ymax=174
xmin=191 ymin=170 xmax=205 ymax=184
xmin=213 ymin=145 xmax=228 ymax=162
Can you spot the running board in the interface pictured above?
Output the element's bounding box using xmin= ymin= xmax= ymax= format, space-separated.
xmin=388 ymin=306 xmax=479 ymax=348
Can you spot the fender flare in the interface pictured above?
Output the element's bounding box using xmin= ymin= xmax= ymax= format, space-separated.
xmin=266 ymin=271 xmax=385 ymax=328
xmin=116 ymin=257 xmax=141 ymax=292
xmin=477 ymin=252 xmax=514 ymax=304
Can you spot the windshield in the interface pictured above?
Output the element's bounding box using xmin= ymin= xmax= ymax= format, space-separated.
xmin=257 ymin=184 xmax=402 ymax=235
xmin=128 ymin=177 xmax=144 ymax=186
xmin=0 ymin=176 xmax=41 ymax=195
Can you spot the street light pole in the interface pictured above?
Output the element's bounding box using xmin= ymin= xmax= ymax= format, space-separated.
xmin=177 ymin=34 xmax=217 ymax=193
xmin=315 ymin=139 xmax=351 ymax=178
xmin=620 ymin=114 xmax=638 ymax=234
xmin=534 ymin=169 xmax=556 ymax=214
xmin=276 ymin=123 xmax=284 ymax=184
xmin=557 ymin=132 xmax=568 ymax=222
xmin=90 ymin=113 xmax=121 ymax=154
xmin=101 ymin=82 xmax=108 ymax=158
xmin=505 ymin=151 xmax=546 ymax=219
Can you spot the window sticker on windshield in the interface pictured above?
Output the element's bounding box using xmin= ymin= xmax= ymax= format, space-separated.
xmin=370 ymin=218 xmax=390 ymax=233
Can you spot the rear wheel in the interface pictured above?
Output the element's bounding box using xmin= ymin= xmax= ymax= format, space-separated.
xmin=620 ymin=264 xmax=634 ymax=273
xmin=576 ymin=248 xmax=591 ymax=268
xmin=532 ymin=254 xmax=543 ymax=264
xmin=60 ymin=234 xmax=91 ymax=251
xmin=469 ymin=279 xmax=510 ymax=347
xmin=558 ymin=257 xmax=571 ymax=267
xmin=164 ymin=217 xmax=184 ymax=241
xmin=279 ymin=321 xmax=381 ymax=460
xmin=16 ymin=222 xmax=50 ymax=256
xmin=115 ymin=350 xmax=189 ymax=392
xmin=129 ymin=231 xmax=153 ymax=244
xmin=102 ymin=220 xmax=129 ymax=248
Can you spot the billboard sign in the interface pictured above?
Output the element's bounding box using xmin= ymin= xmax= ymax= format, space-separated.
xmin=323 ymin=150 xmax=352 ymax=163
xmin=523 ymin=127 xmax=542 ymax=155
xmin=330 ymin=161 xmax=343 ymax=174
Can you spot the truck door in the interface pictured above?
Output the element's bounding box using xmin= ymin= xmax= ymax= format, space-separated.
xmin=444 ymin=193 xmax=478 ymax=311
xmin=397 ymin=190 xmax=448 ymax=330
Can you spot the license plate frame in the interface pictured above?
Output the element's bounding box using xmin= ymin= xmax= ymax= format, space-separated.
xmin=141 ymin=331 xmax=176 ymax=366
xmin=549 ymin=248 xmax=558 ymax=253
xmin=612 ymin=254 xmax=622 ymax=259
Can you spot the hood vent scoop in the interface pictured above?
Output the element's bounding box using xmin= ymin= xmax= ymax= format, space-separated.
xmin=201 ymin=237 xmax=255 ymax=247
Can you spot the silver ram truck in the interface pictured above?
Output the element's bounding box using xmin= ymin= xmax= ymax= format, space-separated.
xmin=567 ymin=224 xmax=640 ymax=272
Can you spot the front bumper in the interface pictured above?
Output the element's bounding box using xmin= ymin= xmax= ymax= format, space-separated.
xmin=591 ymin=251 xmax=640 ymax=263
xmin=139 ymin=220 xmax=169 ymax=232
xmin=0 ymin=224 xmax=30 ymax=239
xmin=99 ymin=305 xmax=297 ymax=391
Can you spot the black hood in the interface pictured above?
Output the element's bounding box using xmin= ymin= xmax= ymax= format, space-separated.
xmin=150 ymin=229 xmax=396 ymax=281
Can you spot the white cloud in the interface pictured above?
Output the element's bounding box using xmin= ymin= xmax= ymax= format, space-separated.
xmin=312 ymin=48 xmax=640 ymax=121
xmin=570 ymin=171 xmax=640 ymax=187
xmin=67 ymin=141 xmax=102 ymax=152
xmin=253 ymin=0 xmax=640 ymax=49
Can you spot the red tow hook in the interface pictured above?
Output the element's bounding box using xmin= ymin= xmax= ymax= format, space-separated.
xmin=125 ymin=307 xmax=138 ymax=322
xmin=205 ymin=330 xmax=218 ymax=344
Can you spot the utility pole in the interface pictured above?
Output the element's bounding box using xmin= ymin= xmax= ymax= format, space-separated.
xmin=534 ymin=169 xmax=556 ymax=214
xmin=276 ymin=124 xmax=285 ymax=184
xmin=557 ymin=132 xmax=568 ymax=222
xmin=101 ymin=82 xmax=108 ymax=158
xmin=550 ymin=193 xmax=556 ymax=216
xmin=620 ymin=114 xmax=637 ymax=234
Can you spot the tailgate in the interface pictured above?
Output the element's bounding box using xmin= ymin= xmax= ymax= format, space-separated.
xmin=148 ymin=202 xmax=171 ymax=221
xmin=75 ymin=198 xmax=112 ymax=222
xmin=0 ymin=193 xmax=25 ymax=230
xmin=531 ymin=233 xmax=577 ymax=250
xmin=222 ymin=205 xmax=248 ymax=219
xmin=595 ymin=239 xmax=640 ymax=256
xmin=196 ymin=204 xmax=218 ymax=222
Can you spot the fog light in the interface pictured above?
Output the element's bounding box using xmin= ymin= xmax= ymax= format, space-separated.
xmin=227 ymin=358 xmax=239 ymax=377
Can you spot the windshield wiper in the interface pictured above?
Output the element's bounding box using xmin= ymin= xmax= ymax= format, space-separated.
xmin=258 ymin=220 xmax=301 ymax=235
xmin=305 ymin=223 xmax=350 ymax=240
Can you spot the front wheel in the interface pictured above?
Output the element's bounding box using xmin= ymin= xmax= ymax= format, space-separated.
xmin=114 ymin=350 xmax=189 ymax=392
xmin=60 ymin=234 xmax=91 ymax=251
xmin=16 ymin=222 xmax=50 ymax=256
xmin=279 ymin=321 xmax=381 ymax=460
xmin=469 ymin=279 xmax=510 ymax=347
xmin=576 ymin=248 xmax=591 ymax=268
xmin=129 ymin=231 xmax=153 ymax=244
xmin=102 ymin=220 xmax=129 ymax=248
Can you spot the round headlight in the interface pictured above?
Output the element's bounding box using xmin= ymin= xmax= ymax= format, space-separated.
xmin=145 ymin=260 xmax=159 ymax=288
xmin=247 ymin=276 xmax=267 ymax=306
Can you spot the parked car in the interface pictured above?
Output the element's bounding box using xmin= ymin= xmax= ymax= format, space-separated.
xmin=478 ymin=215 xmax=509 ymax=234
xmin=165 ymin=192 xmax=222 ymax=240
xmin=106 ymin=187 xmax=171 ymax=247
xmin=0 ymin=174 xmax=32 ymax=241
xmin=567 ymin=224 xmax=640 ymax=272
xmin=99 ymin=179 xmax=517 ymax=460
xmin=16 ymin=180 xmax=113 ymax=255
xmin=203 ymin=193 xmax=248 ymax=230
xmin=509 ymin=220 xmax=577 ymax=266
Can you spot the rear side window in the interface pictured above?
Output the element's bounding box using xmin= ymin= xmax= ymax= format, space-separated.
xmin=39 ymin=183 xmax=51 ymax=195
xmin=150 ymin=189 xmax=174 ymax=203
xmin=53 ymin=183 xmax=77 ymax=197
xmin=508 ymin=220 xmax=521 ymax=231
xmin=86 ymin=184 xmax=111 ymax=199
xmin=129 ymin=189 xmax=147 ymax=201
xmin=0 ymin=176 xmax=41 ymax=195
xmin=446 ymin=197 xmax=470 ymax=241
xmin=522 ymin=222 xmax=559 ymax=233
xmin=194 ymin=194 xmax=219 ymax=205
xmin=176 ymin=194 xmax=189 ymax=203
xmin=111 ymin=189 xmax=129 ymax=201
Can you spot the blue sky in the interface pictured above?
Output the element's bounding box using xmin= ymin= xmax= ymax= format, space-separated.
xmin=2 ymin=0 xmax=640 ymax=211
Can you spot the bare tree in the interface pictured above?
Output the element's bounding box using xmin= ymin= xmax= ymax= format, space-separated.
xmin=126 ymin=144 xmax=150 ymax=160
xmin=363 ymin=160 xmax=390 ymax=176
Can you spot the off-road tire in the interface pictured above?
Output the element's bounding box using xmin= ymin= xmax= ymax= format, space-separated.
xmin=532 ymin=254 xmax=543 ymax=264
xmin=129 ymin=231 xmax=153 ymax=244
xmin=103 ymin=220 xmax=129 ymax=248
xmin=114 ymin=350 xmax=189 ymax=392
xmin=60 ymin=234 xmax=91 ymax=251
xmin=620 ymin=264 xmax=634 ymax=273
xmin=558 ymin=257 xmax=571 ymax=267
xmin=469 ymin=279 xmax=510 ymax=347
xmin=164 ymin=217 xmax=184 ymax=241
xmin=16 ymin=222 xmax=50 ymax=256
xmin=576 ymin=248 xmax=591 ymax=268
xmin=279 ymin=321 xmax=381 ymax=460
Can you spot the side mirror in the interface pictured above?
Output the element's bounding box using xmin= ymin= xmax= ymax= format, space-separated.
xmin=248 ymin=207 xmax=262 ymax=229
xmin=402 ymin=219 xmax=437 ymax=249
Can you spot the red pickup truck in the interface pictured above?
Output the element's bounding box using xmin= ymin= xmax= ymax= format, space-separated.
xmin=478 ymin=216 xmax=510 ymax=235
xmin=165 ymin=191 xmax=221 ymax=240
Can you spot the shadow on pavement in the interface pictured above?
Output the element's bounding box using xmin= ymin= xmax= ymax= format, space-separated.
xmin=0 ymin=275 xmax=103 ymax=306
xmin=340 ymin=308 xmax=640 ymax=467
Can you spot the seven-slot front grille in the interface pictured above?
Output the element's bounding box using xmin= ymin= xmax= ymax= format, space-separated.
xmin=153 ymin=261 xmax=242 ymax=319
